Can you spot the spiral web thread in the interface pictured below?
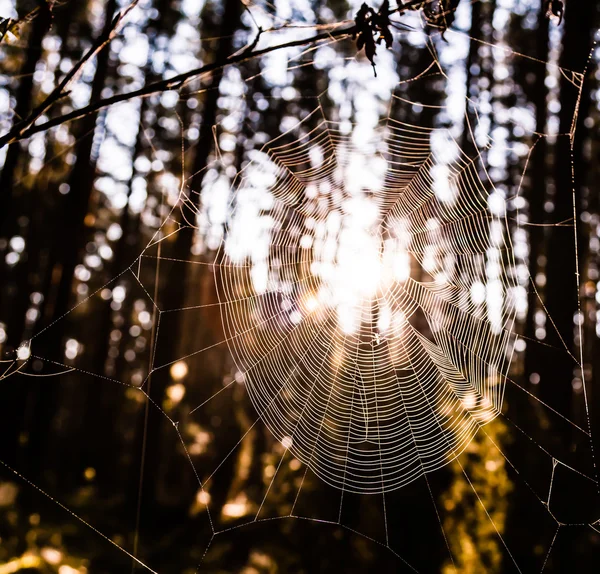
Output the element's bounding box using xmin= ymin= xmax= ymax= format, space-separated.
xmin=1 ymin=8 xmax=599 ymax=572
xmin=217 ymin=103 xmax=517 ymax=494
xmin=157 ymin=76 xmax=597 ymax=570
xmin=174 ymin=68 xmax=595 ymax=568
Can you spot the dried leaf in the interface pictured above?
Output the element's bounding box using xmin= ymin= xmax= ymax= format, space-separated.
xmin=353 ymin=1 xmax=395 ymax=76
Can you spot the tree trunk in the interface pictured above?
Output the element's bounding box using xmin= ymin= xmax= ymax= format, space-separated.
xmin=539 ymin=0 xmax=594 ymax=424
xmin=523 ymin=10 xmax=550 ymax=383
xmin=132 ymin=0 xmax=243 ymax=529
xmin=20 ymin=0 xmax=118 ymax=486
xmin=87 ymin=0 xmax=178 ymax=498
xmin=0 ymin=1 xmax=52 ymax=334
xmin=537 ymin=3 xmax=595 ymax=571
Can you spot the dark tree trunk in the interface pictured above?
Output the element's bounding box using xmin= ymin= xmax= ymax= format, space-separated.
xmin=87 ymin=0 xmax=178 ymax=498
xmin=19 ymin=0 xmax=118 ymax=486
xmin=0 ymin=2 xmax=52 ymax=334
xmin=132 ymin=0 xmax=243 ymax=530
xmin=537 ymin=3 xmax=595 ymax=571
xmin=0 ymin=2 xmax=74 ymax=468
xmin=460 ymin=0 xmax=482 ymax=158
xmin=523 ymin=11 xmax=550 ymax=382
xmin=2 ymin=6 xmax=75 ymax=367
xmin=539 ymin=0 xmax=594 ymax=422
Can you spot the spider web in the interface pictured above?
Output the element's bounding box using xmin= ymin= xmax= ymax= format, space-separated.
xmin=1 ymin=2 xmax=599 ymax=572
xmin=216 ymin=105 xmax=515 ymax=495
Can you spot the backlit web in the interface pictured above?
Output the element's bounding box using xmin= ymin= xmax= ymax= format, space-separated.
xmin=1 ymin=1 xmax=599 ymax=572
xmin=219 ymin=107 xmax=515 ymax=494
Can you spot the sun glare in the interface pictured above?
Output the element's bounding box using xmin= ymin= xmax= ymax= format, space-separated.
xmin=309 ymin=197 xmax=412 ymax=334
xmin=224 ymin=135 xmax=418 ymax=335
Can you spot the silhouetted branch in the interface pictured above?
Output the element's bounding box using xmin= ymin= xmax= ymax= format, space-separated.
xmin=0 ymin=0 xmax=431 ymax=148
xmin=0 ymin=0 xmax=140 ymax=147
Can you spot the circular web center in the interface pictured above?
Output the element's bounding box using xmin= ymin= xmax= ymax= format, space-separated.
xmin=304 ymin=196 xmax=411 ymax=335
xmin=216 ymin=119 xmax=516 ymax=494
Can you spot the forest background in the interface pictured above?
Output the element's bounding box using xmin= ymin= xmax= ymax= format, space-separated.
xmin=1 ymin=0 xmax=600 ymax=572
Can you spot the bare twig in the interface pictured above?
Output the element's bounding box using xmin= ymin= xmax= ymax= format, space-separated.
xmin=0 ymin=0 xmax=140 ymax=147
xmin=0 ymin=0 xmax=429 ymax=148
xmin=240 ymin=26 xmax=264 ymax=56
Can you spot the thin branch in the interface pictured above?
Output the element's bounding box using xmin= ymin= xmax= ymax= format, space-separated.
xmin=3 ymin=24 xmax=355 ymax=146
xmin=0 ymin=0 xmax=429 ymax=148
xmin=0 ymin=0 xmax=140 ymax=148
